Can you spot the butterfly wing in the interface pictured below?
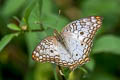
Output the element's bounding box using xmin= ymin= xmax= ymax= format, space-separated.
xmin=32 ymin=36 xmax=74 ymax=68
xmin=61 ymin=16 xmax=102 ymax=69
xmin=32 ymin=16 xmax=102 ymax=70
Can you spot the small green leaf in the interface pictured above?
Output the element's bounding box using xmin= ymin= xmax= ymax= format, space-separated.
xmin=69 ymin=67 xmax=88 ymax=80
xmin=27 ymin=0 xmax=43 ymax=30
xmin=93 ymin=35 xmax=120 ymax=55
xmin=23 ymin=0 xmax=37 ymax=26
xmin=7 ymin=23 xmax=21 ymax=31
xmin=78 ymin=67 xmax=88 ymax=74
xmin=0 ymin=33 xmax=19 ymax=52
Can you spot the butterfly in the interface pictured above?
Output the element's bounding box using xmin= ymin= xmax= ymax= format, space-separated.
xmin=32 ymin=16 xmax=102 ymax=70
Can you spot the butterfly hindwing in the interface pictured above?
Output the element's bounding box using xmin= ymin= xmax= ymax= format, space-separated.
xmin=32 ymin=36 xmax=74 ymax=68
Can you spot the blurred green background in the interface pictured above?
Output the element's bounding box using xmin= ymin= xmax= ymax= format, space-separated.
xmin=0 ymin=0 xmax=120 ymax=80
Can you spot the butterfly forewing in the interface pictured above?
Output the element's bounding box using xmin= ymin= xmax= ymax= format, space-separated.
xmin=32 ymin=16 xmax=102 ymax=70
xmin=61 ymin=16 xmax=102 ymax=69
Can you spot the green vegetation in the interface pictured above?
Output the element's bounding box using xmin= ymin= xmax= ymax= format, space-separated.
xmin=0 ymin=0 xmax=120 ymax=80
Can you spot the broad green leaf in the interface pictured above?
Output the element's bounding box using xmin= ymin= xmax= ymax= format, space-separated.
xmin=34 ymin=63 xmax=53 ymax=80
xmin=0 ymin=33 xmax=19 ymax=52
xmin=81 ymin=0 xmax=120 ymax=16
xmin=1 ymin=0 xmax=26 ymax=17
xmin=91 ymin=72 xmax=117 ymax=80
xmin=7 ymin=23 xmax=21 ymax=31
xmin=93 ymin=35 xmax=120 ymax=55
xmin=81 ymin=0 xmax=120 ymax=29
xmin=42 ymin=0 xmax=53 ymax=14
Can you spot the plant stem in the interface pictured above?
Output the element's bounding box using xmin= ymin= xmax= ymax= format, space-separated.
xmin=53 ymin=65 xmax=59 ymax=80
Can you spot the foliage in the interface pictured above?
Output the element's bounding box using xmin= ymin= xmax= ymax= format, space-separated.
xmin=0 ymin=0 xmax=120 ymax=80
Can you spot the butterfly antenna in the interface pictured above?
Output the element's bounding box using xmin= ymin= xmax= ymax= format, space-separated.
xmin=55 ymin=9 xmax=61 ymax=29
xmin=54 ymin=10 xmax=62 ymax=39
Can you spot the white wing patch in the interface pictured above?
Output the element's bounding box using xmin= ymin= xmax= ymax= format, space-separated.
xmin=32 ymin=36 xmax=73 ymax=67
xmin=32 ymin=16 xmax=102 ymax=70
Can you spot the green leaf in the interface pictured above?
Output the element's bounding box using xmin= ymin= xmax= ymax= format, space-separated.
xmin=24 ymin=0 xmax=68 ymax=67
xmin=41 ymin=13 xmax=69 ymax=31
xmin=23 ymin=0 xmax=37 ymax=26
xmin=27 ymin=0 xmax=43 ymax=30
xmin=81 ymin=0 xmax=120 ymax=16
xmin=1 ymin=0 xmax=26 ymax=17
xmin=7 ymin=23 xmax=21 ymax=31
xmin=85 ymin=58 xmax=95 ymax=71
xmin=69 ymin=67 xmax=88 ymax=80
xmin=0 ymin=33 xmax=19 ymax=52
xmin=78 ymin=67 xmax=88 ymax=74
xmin=34 ymin=63 xmax=53 ymax=80
xmin=53 ymin=67 xmax=59 ymax=80
xmin=27 ymin=0 xmax=68 ymax=31
xmin=93 ymin=35 xmax=120 ymax=55
xmin=81 ymin=0 xmax=120 ymax=29
xmin=42 ymin=0 xmax=53 ymax=14
xmin=25 ymin=32 xmax=47 ymax=66
xmin=91 ymin=72 xmax=117 ymax=80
